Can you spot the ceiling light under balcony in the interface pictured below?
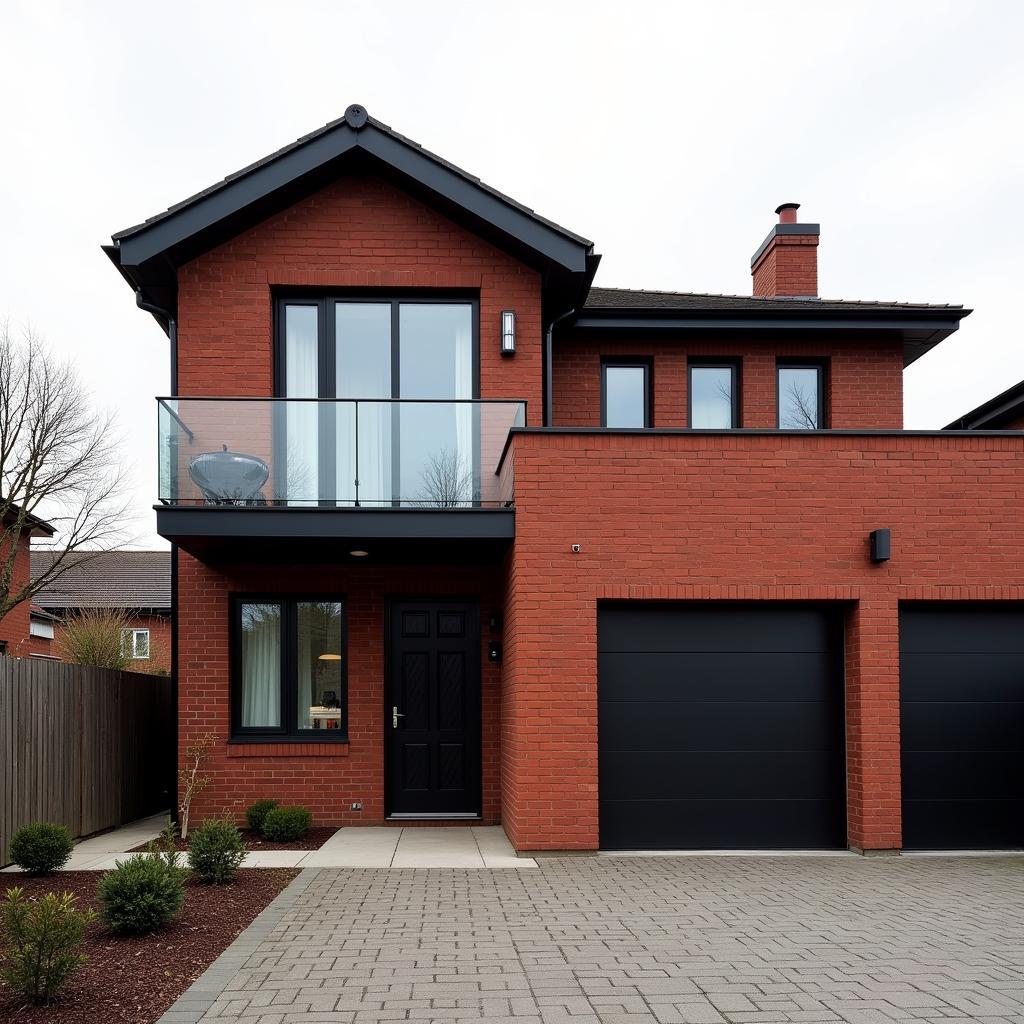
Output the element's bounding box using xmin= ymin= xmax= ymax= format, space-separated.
xmin=349 ymin=549 xmax=369 ymax=558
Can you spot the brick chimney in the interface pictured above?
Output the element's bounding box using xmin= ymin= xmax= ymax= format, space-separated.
xmin=750 ymin=203 xmax=819 ymax=297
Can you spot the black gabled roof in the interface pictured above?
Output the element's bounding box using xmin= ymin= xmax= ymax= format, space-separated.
xmin=945 ymin=377 xmax=1024 ymax=429
xmin=106 ymin=104 xmax=597 ymax=326
xmin=574 ymin=287 xmax=972 ymax=368
xmin=113 ymin=110 xmax=593 ymax=249
xmin=583 ymin=286 xmax=968 ymax=314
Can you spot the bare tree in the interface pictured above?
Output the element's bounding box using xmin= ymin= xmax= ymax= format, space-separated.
xmin=781 ymin=380 xmax=819 ymax=429
xmin=415 ymin=449 xmax=474 ymax=508
xmin=0 ymin=322 xmax=130 ymax=622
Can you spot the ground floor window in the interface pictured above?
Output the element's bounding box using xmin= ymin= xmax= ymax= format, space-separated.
xmin=121 ymin=628 xmax=150 ymax=659
xmin=231 ymin=597 xmax=347 ymax=741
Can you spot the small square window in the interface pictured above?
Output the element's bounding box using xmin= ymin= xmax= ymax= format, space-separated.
xmin=777 ymin=363 xmax=826 ymax=429
xmin=601 ymin=361 xmax=651 ymax=428
xmin=120 ymin=628 xmax=151 ymax=660
xmin=689 ymin=362 xmax=739 ymax=428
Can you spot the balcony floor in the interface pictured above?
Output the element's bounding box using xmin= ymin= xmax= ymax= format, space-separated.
xmin=156 ymin=504 xmax=514 ymax=564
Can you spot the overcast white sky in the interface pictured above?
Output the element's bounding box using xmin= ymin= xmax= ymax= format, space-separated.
xmin=2 ymin=1 xmax=1022 ymax=548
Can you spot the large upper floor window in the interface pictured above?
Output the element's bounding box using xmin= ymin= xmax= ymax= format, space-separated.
xmin=601 ymin=359 xmax=651 ymax=428
xmin=232 ymin=597 xmax=347 ymax=741
xmin=777 ymin=362 xmax=827 ymax=429
xmin=689 ymin=361 xmax=739 ymax=428
xmin=276 ymin=296 xmax=478 ymax=506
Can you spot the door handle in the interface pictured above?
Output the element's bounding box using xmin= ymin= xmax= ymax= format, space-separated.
xmin=392 ymin=706 xmax=405 ymax=729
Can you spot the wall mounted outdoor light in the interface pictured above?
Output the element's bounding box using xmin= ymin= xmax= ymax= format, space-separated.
xmin=869 ymin=529 xmax=891 ymax=563
xmin=501 ymin=310 xmax=516 ymax=356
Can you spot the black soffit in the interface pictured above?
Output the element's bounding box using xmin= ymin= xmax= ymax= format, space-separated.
xmin=104 ymin=105 xmax=597 ymax=325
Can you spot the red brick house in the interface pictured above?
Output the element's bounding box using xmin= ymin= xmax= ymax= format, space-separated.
xmin=0 ymin=508 xmax=56 ymax=658
xmin=104 ymin=105 xmax=1024 ymax=852
xmin=29 ymin=551 xmax=171 ymax=672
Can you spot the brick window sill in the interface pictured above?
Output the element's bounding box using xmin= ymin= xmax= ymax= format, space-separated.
xmin=226 ymin=742 xmax=350 ymax=758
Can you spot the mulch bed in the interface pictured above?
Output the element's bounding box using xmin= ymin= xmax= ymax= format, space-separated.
xmin=0 ymin=868 xmax=298 ymax=1023
xmin=128 ymin=826 xmax=338 ymax=853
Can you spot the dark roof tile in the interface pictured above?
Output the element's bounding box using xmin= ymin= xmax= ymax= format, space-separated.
xmin=583 ymin=286 xmax=966 ymax=314
xmin=31 ymin=550 xmax=171 ymax=611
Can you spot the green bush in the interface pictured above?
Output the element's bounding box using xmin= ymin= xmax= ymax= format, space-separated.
xmin=9 ymin=822 xmax=74 ymax=875
xmin=1 ymin=887 xmax=95 ymax=1003
xmin=97 ymin=838 xmax=186 ymax=935
xmin=188 ymin=818 xmax=246 ymax=884
xmin=245 ymin=799 xmax=279 ymax=834
xmin=261 ymin=806 xmax=311 ymax=842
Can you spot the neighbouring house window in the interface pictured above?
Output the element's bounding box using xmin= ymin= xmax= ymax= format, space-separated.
xmin=777 ymin=363 xmax=826 ymax=429
xmin=30 ymin=618 xmax=55 ymax=640
xmin=120 ymin=628 xmax=150 ymax=660
xmin=602 ymin=360 xmax=651 ymax=428
xmin=689 ymin=362 xmax=739 ymax=428
xmin=232 ymin=597 xmax=347 ymax=740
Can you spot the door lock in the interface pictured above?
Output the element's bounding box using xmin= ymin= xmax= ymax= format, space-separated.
xmin=392 ymin=706 xmax=405 ymax=729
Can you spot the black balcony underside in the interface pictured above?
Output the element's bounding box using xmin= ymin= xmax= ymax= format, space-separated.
xmin=156 ymin=505 xmax=514 ymax=564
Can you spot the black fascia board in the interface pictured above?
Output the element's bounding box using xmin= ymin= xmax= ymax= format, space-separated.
xmin=114 ymin=121 xmax=590 ymax=275
xmin=570 ymin=308 xmax=966 ymax=365
xmin=155 ymin=505 xmax=515 ymax=541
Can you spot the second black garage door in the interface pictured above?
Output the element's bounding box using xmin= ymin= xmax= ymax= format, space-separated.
xmin=598 ymin=604 xmax=846 ymax=850
xmin=901 ymin=605 xmax=1024 ymax=849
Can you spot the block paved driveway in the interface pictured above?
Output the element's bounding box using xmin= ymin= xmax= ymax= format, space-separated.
xmin=174 ymin=855 xmax=1024 ymax=1024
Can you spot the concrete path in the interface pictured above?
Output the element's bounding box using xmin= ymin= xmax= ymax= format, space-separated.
xmin=158 ymin=854 xmax=1024 ymax=1024
xmin=3 ymin=819 xmax=534 ymax=871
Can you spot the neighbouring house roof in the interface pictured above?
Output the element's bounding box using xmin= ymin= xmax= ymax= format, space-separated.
xmin=1 ymin=501 xmax=56 ymax=536
xmin=944 ymin=377 xmax=1024 ymax=429
xmin=31 ymin=550 xmax=172 ymax=612
xmin=575 ymin=287 xmax=971 ymax=366
xmin=29 ymin=603 xmax=58 ymax=622
xmin=104 ymin=104 xmax=598 ymax=327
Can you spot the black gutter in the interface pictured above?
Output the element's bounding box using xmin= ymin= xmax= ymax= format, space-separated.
xmin=496 ymin=425 xmax=1024 ymax=475
xmin=543 ymin=308 xmax=576 ymax=426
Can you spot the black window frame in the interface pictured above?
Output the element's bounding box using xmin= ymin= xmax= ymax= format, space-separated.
xmin=273 ymin=292 xmax=482 ymax=507
xmin=600 ymin=357 xmax=653 ymax=428
xmin=687 ymin=358 xmax=741 ymax=429
xmin=273 ymin=292 xmax=481 ymax=401
xmin=229 ymin=594 xmax=349 ymax=743
xmin=776 ymin=358 xmax=829 ymax=430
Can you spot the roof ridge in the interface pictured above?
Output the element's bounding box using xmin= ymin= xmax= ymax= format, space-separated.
xmin=586 ymin=285 xmax=962 ymax=310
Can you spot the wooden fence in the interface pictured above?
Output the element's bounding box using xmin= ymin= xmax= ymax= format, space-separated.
xmin=0 ymin=659 xmax=173 ymax=867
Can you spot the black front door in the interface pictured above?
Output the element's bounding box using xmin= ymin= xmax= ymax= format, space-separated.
xmin=386 ymin=600 xmax=481 ymax=816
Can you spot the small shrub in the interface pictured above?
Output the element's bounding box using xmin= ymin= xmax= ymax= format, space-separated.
xmin=9 ymin=822 xmax=74 ymax=875
xmin=97 ymin=826 xmax=185 ymax=935
xmin=188 ymin=818 xmax=246 ymax=884
xmin=245 ymin=799 xmax=279 ymax=834
xmin=261 ymin=806 xmax=311 ymax=843
xmin=1 ymin=887 xmax=95 ymax=1003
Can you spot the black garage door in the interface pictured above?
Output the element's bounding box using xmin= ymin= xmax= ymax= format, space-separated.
xmin=900 ymin=605 xmax=1024 ymax=849
xmin=598 ymin=604 xmax=846 ymax=850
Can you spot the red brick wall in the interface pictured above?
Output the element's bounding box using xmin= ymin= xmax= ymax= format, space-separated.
xmin=501 ymin=430 xmax=1024 ymax=851
xmin=177 ymin=174 xmax=542 ymax=418
xmin=177 ymin=555 xmax=502 ymax=827
xmin=23 ymin=611 xmax=171 ymax=672
xmin=0 ymin=533 xmax=32 ymax=656
xmin=553 ymin=335 xmax=904 ymax=428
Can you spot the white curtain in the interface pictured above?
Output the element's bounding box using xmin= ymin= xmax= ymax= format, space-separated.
xmin=453 ymin=317 xmax=473 ymax=505
xmin=241 ymin=604 xmax=281 ymax=728
xmin=284 ymin=307 xmax=319 ymax=505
